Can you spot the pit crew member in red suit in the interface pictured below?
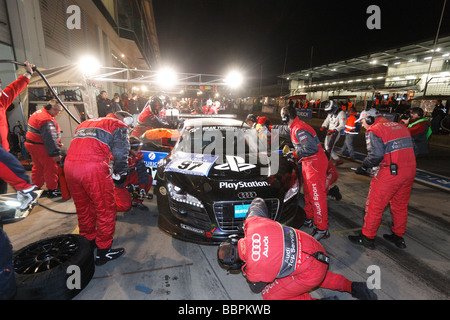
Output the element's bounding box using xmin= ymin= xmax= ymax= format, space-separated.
xmin=130 ymin=96 xmax=171 ymax=138
xmin=25 ymin=100 xmax=63 ymax=198
xmin=115 ymin=137 xmax=153 ymax=211
xmin=65 ymin=111 xmax=133 ymax=266
xmin=218 ymin=198 xmax=377 ymax=300
xmin=0 ymin=61 xmax=38 ymax=210
xmin=348 ymin=109 xmax=416 ymax=249
xmin=278 ymin=105 xmax=330 ymax=240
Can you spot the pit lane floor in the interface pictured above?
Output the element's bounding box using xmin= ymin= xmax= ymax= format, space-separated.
xmin=3 ymin=158 xmax=449 ymax=300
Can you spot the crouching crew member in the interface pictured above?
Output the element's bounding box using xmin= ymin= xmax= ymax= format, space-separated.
xmin=348 ymin=109 xmax=416 ymax=249
xmin=218 ymin=198 xmax=377 ymax=300
xmin=115 ymin=137 xmax=153 ymax=211
xmin=65 ymin=111 xmax=132 ymax=265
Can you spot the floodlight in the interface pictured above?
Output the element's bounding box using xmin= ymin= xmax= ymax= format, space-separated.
xmin=78 ymin=56 xmax=101 ymax=76
xmin=225 ymin=71 xmax=243 ymax=88
xmin=157 ymin=68 xmax=177 ymax=88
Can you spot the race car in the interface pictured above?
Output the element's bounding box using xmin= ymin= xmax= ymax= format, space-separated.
xmin=153 ymin=117 xmax=305 ymax=244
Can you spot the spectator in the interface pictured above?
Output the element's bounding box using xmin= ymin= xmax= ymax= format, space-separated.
xmin=110 ymin=95 xmax=122 ymax=114
xmin=217 ymin=198 xmax=377 ymax=300
xmin=339 ymin=106 xmax=359 ymax=160
xmin=401 ymin=107 xmax=431 ymax=157
xmin=128 ymin=93 xmax=139 ymax=114
xmin=25 ymin=100 xmax=63 ymax=198
xmin=97 ymin=90 xmax=111 ymax=117
xmin=431 ymin=100 xmax=447 ymax=134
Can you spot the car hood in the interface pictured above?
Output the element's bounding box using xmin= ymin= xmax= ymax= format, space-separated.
xmin=159 ymin=151 xmax=295 ymax=201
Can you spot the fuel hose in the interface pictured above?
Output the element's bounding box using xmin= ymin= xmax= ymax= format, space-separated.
xmin=0 ymin=60 xmax=81 ymax=124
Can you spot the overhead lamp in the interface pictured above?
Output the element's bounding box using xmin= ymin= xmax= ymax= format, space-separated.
xmin=78 ymin=56 xmax=101 ymax=76
xmin=225 ymin=71 xmax=243 ymax=88
xmin=157 ymin=68 xmax=177 ymax=88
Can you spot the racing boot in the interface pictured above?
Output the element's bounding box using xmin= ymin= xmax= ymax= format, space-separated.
xmin=348 ymin=233 xmax=375 ymax=250
xmin=311 ymin=228 xmax=330 ymax=241
xmin=46 ymin=189 xmax=62 ymax=198
xmin=351 ymin=282 xmax=378 ymax=300
xmin=303 ymin=218 xmax=314 ymax=228
xmin=383 ymin=233 xmax=406 ymax=249
xmin=95 ymin=247 xmax=125 ymax=266
xmin=328 ymin=185 xmax=342 ymax=201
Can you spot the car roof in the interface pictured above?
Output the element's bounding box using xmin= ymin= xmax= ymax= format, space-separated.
xmin=182 ymin=117 xmax=250 ymax=128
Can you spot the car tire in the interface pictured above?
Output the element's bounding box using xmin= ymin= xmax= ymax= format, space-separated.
xmin=13 ymin=234 xmax=95 ymax=300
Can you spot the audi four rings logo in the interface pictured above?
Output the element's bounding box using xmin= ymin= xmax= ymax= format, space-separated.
xmin=238 ymin=192 xmax=257 ymax=199
xmin=251 ymin=233 xmax=269 ymax=261
xmin=251 ymin=234 xmax=261 ymax=261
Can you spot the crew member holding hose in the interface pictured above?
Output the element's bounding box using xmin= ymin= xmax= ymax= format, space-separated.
xmin=0 ymin=61 xmax=38 ymax=210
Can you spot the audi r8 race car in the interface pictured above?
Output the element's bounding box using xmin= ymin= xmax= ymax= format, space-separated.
xmin=153 ymin=117 xmax=305 ymax=244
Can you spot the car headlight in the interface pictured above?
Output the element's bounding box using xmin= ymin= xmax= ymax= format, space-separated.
xmin=283 ymin=178 xmax=299 ymax=203
xmin=168 ymin=183 xmax=204 ymax=208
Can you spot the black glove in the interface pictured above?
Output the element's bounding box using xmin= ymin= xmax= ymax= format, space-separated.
xmin=355 ymin=165 xmax=369 ymax=176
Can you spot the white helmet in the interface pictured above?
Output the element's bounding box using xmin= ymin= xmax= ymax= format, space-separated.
xmin=356 ymin=108 xmax=380 ymax=123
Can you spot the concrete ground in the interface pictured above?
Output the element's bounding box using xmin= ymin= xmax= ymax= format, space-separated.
xmin=3 ymin=156 xmax=449 ymax=301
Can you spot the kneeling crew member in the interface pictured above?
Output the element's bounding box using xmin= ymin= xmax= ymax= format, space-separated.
xmin=114 ymin=137 xmax=153 ymax=211
xmin=218 ymin=198 xmax=377 ymax=300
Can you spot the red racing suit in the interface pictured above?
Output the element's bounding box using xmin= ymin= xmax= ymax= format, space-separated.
xmin=115 ymin=151 xmax=153 ymax=211
xmin=238 ymin=215 xmax=351 ymax=300
xmin=25 ymin=108 xmax=61 ymax=190
xmin=289 ymin=117 xmax=329 ymax=230
xmin=361 ymin=117 xmax=416 ymax=238
xmin=130 ymin=105 xmax=170 ymax=138
xmin=1 ymin=76 xmax=30 ymax=151
xmin=64 ymin=117 xmax=130 ymax=249
xmin=0 ymin=76 xmax=35 ymax=191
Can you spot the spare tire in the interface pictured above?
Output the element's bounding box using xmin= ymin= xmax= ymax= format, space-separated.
xmin=13 ymin=234 xmax=94 ymax=300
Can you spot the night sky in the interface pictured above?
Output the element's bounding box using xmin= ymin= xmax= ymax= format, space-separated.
xmin=152 ymin=0 xmax=450 ymax=86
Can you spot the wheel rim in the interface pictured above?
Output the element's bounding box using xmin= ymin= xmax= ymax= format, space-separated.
xmin=14 ymin=235 xmax=80 ymax=274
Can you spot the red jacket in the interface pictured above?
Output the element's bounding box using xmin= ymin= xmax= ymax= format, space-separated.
xmin=26 ymin=108 xmax=61 ymax=157
xmin=66 ymin=117 xmax=130 ymax=175
xmin=0 ymin=76 xmax=30 ymax=151
xmin=289 ymin=117 xmax=326 ymax=161
xmin=238 ymin=216 xmax=322 ymax=283
xmin=363 ymin=117 xmax=416 ymax=169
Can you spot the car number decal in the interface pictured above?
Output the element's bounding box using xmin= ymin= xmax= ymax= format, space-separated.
xmin=164 ymin=152 xmax=218 ymax=176
xmin=142 ymin=151 xmax=170 ymax=185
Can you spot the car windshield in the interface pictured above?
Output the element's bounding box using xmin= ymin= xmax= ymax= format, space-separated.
xmin=174 ymin=125 xmax=261 ymax=156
